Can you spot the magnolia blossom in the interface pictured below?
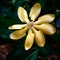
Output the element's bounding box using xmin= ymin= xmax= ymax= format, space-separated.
xmin=8 ymin=3 xmax=56 ymax=50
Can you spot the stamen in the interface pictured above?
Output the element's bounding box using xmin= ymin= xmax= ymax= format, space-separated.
xmin=27 ymin=21 xmax=34 ymax=30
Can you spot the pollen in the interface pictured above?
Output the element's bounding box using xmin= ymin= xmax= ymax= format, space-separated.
xmin=27 ymin=21 xmax=34 ymax=29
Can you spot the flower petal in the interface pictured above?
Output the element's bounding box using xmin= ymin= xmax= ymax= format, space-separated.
xmin=8 ymin=24 xmax=26 ymax=30
xmin=34 ymin=23 xmax=56 ymax=35
xmin=25 ymin=29 xmax=34 ymax=50
xmin=32 ymin=28 xmax=45 ymax=47
xmin=29 ymin=3 xmax=41 ymax=21
xmin=34 ymin=14 xmax=55 ymax=24
xmin=10 ymin=27 xmax=27 ymax=40
xmin=18 ymin=7 xmax=29 ymax=23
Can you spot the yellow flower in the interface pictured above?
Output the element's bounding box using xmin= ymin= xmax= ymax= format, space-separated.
xmin=8 ymin=3 xmax=56 ymax=50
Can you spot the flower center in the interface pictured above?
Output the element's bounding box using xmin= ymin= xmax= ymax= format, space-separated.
xmin=27 ymin=21 xmax=34 ymax=30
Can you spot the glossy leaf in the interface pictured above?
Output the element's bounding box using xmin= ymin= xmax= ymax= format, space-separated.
xmin=25 ymin=50 xmax=38 ymax=60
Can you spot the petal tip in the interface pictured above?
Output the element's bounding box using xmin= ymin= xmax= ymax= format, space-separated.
xmin=49 ymin=25 xmax=56 ymax=35
xmin=8 ymin=26 xmax=11 ymax=29
xmin=49 ymin=14 xmax=55 ymax=20
xmin=10 ymin=34 xmax=16 ymax=40
xmin=51 ymin=28 xmax=56 ymax=35
xmin=25 ymin=47 xmax=29 ymax=50
xmin=40 ymin=43 xmax=45 ymax=47
xmin=29 ymin=3 xmax=41 ymax=21
xmin=38 ymin=39 xmax=45 ymax=47
xmin=18 ymin=7 xmax=23 ymax=10
xmin=8 ymin=26 xmax=13 ymax=30
xmin=35 ymin=3 xmax=40 ymax=5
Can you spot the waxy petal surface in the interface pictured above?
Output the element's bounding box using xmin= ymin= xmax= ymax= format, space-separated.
xmin=25 ymin=29 xmax=34 ymax=50
xmin=32 ymin=28 xmax=45 ymax=47
xmin=29 ymin=3 xmax=41 ymax=21
xmin=10 ymin=27 xmax=27 ymax=40
xmin=8 ymin=24 xmax=26 ymax=30
xmin=34 ymin=14 xmax=55 ymax=24
xmin=34 ymin=23 xmax=56 ymax=35
xmin=18 ymin=7 xmax=29 ymax=23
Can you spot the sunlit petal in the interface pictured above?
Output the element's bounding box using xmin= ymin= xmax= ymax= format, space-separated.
xmin=34 ymin=23 xmax=56 ymax=35
xmin=8 ymin=24 xmax=26 ymax=30
xmin=34 ymin=14 xmax=55 ymax=24
xmin=10 ymin=27 xmax=27 ymax=40
xmin=32 ymin=28 xmax=45 ymax=47
xmin=29 ymin=3 xmax=41 ymax=21
xmin=18 ymin=7 xmax=29 ymax=23
xmin=25 ymin=29 xmax=34 ymax=50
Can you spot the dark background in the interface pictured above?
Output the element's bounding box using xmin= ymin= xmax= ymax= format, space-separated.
xmin=0 ymin=0 xmax=60 ymax=60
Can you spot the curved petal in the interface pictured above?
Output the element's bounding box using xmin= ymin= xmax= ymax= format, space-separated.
xmin=25 ymin=29 xmax=34 ymax=50
xmin=18 ymin=7 xmax=29 ymax=23
xmin=34 ymin=14 xmax=55 ymax=24
xmin=34 ymin=23 xmax=56 ymax=35
xmin=10 ymin=27 xmax=27 ymax=40
xmin=8 ymin=24 xmax=26 ymax=30
xmin=29 ymin=3 xmax=41 ymax=21
xmin=32 ymin=28 xmax=45 ymax=47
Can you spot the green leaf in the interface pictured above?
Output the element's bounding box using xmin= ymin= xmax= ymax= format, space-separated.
xmin=6 ymin=44 xmax=38 ymax=60
xmin=0 ymin=29 xmax=11 ymax=38
xmin=25 ymin=50 xmax=38 ymax=60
